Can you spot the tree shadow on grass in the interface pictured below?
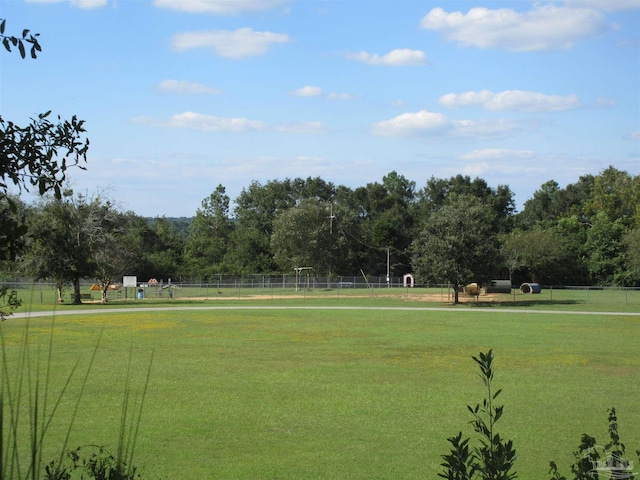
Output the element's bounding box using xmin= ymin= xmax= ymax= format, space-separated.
xmin=461 ymin=299 xmax=585 ymax=308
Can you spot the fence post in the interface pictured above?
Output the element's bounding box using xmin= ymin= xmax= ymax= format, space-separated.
xmin=587 ymin=287 xmax=590 ymax=304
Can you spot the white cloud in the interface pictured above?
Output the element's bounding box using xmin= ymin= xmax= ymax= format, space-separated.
xmin=454 ymin=149 xmax=544 ymax=180
xmin=370 ymin=110 xmax=521 ymax=139
xmin=157 ymin=79 xmax=221 ymax=94
xmin=420 ymin=5 xmax=609 ymax=51
xmin=326 ymin=92 xmax=353 ymax=100
xmin=272 ymin=121 xmax=330 ymax=134
xmin=131 ymin=112 xmax=328 ymax=134
xmin=289 ymin=86 xmax=353 ymax=100
xmin=26 ymin=0 xmax=108 ymax=8
xmin=563 ymin=0 xmax=640 ymax=12
xmin=453 ymin=119 xmax=522 ymax=139
xmin=628 ymin=131 xmax=640 ymax=140
xmin=171 ymin=28 xmax=289 ymax=58
xmin=166 ymin=112 xmax=268 ymax=132
xmin=345 ymin=48 xmax=428 ymax=66
xmin=371 ymin=110 xmax=451 ymax=137
xmin=595 ymin=97 xmax=617 ymax=108
xmin=460 ymin=148 xmax=536 ymax=161
xmin=289 ymin=86 xmax=323 ymax=97
xmin=153 ymin=0 xmax=289 ymax=15
xmin=439 ymin=89 xmax=581 ymax=112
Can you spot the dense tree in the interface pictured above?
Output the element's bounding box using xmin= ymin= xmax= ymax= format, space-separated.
xmin=416 ymin=175 xmax=514 ymax=233
xmin=142 ymin=217 xmax=185 ymax=281
xmin=584 ymin=213 xmax=628 ymax=285
xmin=517 ymin=175 xmax=595 ymax=230
xmin=92 ymin=209 xmax=141 ymax=302
xmin=183 ymin=184 xmax=234 ymax=278
xmin=623 ymin=227 xmax=640 ymax=284
xmin=0 ymin=195 xmax=27 ymax=265
xmin=228 ymin=177 xmax=336 ymax=274
xmin=499 ymin=230 xmax=527 ymax=285
xmin=25 ymin=193 xmax=98 ymax=303
xmin=516 ymin=168 xmax=639 ymax=285
xmin=350 ymin=172 xmax=416 ymax=277
xmin=583 ymin=166 xmax=639 ymax=226
xmin=271 ymin=198 xmax=333 ymax=274
xmin=411 ymin=194 xmax=500 ymax=303
xmin=500 ymin=228 xmax=564 ymax=284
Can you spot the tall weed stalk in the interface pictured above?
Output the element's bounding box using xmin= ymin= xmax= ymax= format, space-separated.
xmin=439 ymin=349 xmax=517 ymax=480
xmin=1 ymin=317 xmax=102 ymax=480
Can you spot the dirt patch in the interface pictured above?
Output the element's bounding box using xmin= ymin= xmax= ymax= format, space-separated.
xmin=171 ymin=292 xmax=504 ymax=304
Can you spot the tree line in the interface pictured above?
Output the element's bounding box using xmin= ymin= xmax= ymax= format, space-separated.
xmin=2 ymin=167 xmax=639 ymax=304
xmin=2 ymin=18 xmax=638 ymax=307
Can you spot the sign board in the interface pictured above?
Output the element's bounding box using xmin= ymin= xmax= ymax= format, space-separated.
xmin=123 ymin=276 xmax=137 ymax=288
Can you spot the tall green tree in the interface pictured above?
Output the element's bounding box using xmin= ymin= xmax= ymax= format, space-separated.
xmin=416 ymin=175 xmax=514 ymax=233
xmin=271 ymin=198 xmax=333 ymax=274
xmin=183 ymin=184 xmax=234 ymax=278
xmin=623 ymin=227 xmax=640 ymax=284
xmin=351 ymin=171 xmax=416 ymax=277
xmin=517 ymin=175 xmax=594 ymax=230
xmin=143 ymin=216 xmax=185 ymax=281
xmin=25 ymin=193 xmax=97 ymax=303
xmin=499 ymin=228 xmax=566 ymax=285
xmin=411 ymin=194 xmax=500 ymax=303
xmin=91 ymin=208 xmax=141 ymax=302
xmin=228 ymin=177 xmax=336 ymax=274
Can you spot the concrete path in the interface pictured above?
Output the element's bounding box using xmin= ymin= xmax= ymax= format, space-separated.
xmin=9 ymin=304 xmax=640 ymax=319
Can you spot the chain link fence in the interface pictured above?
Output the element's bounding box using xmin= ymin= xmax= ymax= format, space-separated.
xmin=3 ymin=277 xmax=640 ymax=306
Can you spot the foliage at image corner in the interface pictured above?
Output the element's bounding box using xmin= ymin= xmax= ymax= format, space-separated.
xmin=1 ymin=310 xmax=153 ymax=480
xmin=439 ymin=349 xmax=640 ymax=480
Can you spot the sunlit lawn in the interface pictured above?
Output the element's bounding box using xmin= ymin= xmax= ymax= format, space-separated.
xmin=2 ymin=305 xmax=639 ymax=478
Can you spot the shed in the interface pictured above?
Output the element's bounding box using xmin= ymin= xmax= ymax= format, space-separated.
xmin=520 ymin=283 xmax=542 ymax=294
xmin=486 ymin=280 xmax=512 ymax=294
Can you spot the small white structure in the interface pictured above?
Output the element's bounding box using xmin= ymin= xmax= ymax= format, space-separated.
xmin=403 ymin=273 xmax=415 ymax=288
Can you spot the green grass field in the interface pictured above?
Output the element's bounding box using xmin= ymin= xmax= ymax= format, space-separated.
xmin=2 ymin=298 xmax=639 ymax=478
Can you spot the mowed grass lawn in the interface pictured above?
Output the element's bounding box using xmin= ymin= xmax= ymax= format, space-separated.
xmin=2 ymin=305 xmax=639 ymax=479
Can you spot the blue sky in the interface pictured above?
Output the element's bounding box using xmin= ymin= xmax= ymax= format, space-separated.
xmin=2 ymin=0 xmax=639 ymax=217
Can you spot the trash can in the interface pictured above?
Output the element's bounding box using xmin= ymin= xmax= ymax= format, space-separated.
xmin=137 ymin=288 xmax=144 ymax=299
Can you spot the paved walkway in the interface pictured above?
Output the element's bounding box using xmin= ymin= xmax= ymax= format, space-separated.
xmin=9 ymin=304 xmax=640 ymax=319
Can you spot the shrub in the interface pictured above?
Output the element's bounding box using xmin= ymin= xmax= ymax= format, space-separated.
xmin=549 ymin=407 xmax=639 ymax=480
xmin=439 ymin=349 xmax=517 ymax=480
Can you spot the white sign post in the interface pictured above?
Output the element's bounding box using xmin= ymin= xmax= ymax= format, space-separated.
xmin=123 ymin=276 xmax=137 ymax=300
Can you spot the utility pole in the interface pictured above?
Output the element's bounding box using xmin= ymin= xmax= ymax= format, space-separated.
xmin=386 ymin=246 xmax=390 ymax=287
xmin=328 ymin=202 xmax=336 ymax=277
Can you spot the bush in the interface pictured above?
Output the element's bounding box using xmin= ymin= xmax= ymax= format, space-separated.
xmin=439 ymin=349 xmax=517 ymax=480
